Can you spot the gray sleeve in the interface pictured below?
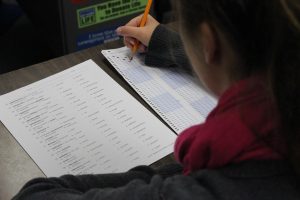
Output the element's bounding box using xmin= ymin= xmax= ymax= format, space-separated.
xmin=12 ymin=176 xmax=215 ymax=200
xmin=12 ymin=166 xmax=155 ymax=200
xmin=12 ymin=165 xmax=215 ymax=200
xmin=145 ymin=25 xmax=192 ymax=70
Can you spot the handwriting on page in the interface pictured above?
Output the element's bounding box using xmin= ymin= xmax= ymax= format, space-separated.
xmin=102 ymin=48 xmax=217 ymax=134
xmin=0 ymin=60 xmax=176 ymax=177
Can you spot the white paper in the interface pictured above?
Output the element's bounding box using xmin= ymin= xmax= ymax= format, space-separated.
xmin=102 ymin=47 xmax=217 ymax=133
xmin=0 ymin=60 xmax=176 ymax=177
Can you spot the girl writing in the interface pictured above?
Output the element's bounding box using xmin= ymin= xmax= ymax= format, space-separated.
xmin=13 ymin=0 xmax=300 ymax=199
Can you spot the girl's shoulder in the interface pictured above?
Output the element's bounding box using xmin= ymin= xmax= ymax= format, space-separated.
xmin=162 ymin=160 xmax=299 ymax=200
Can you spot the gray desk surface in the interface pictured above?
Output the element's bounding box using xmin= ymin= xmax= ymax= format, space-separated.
xmin=0 ymin=41 xmax=175 ymax=200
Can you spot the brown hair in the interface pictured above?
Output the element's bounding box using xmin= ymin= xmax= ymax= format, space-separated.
xmin=175 ymin=0 xmax=300 ymax=172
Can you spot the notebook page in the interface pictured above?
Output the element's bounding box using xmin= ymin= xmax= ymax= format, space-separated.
xmin=102 ymin=47 xmax=217 ymax=134
xmin=0 ymin=60 xmax=176 ymax=177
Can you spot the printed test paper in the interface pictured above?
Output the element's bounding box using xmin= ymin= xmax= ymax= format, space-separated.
xmin=0 ymin=60 xmax=176 ymax=177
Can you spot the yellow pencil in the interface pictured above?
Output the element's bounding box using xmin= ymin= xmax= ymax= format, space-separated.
xmin=129 ymin=0 xmax=153 ymax=61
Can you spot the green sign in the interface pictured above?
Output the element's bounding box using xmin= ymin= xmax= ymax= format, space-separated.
xmin=77 ymin=0 xmax=148 ymax=29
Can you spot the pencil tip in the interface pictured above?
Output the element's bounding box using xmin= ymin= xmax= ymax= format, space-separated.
xmin=129 ymin=56 xmax=133 ymax=62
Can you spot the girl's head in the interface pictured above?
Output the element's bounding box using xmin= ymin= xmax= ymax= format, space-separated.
xmin=174 ymin=0 xmax=300 ymax=172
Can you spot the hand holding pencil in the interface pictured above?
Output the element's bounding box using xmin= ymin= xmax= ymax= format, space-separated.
xmin=129 ymin=0 xmax=153 ymax=60
xmin=116 ymin=1 xmax=159 ymax=58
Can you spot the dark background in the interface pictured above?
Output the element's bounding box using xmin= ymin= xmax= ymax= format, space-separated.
xmin=0 ymin=0 xmax=172 ymax=74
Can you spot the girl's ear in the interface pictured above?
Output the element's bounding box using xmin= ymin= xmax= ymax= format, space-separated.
xmin=199 ymin=23 xmax=219 ymax=65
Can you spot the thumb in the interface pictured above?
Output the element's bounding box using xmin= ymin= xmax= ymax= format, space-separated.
xmin=117 ymin=26 xmax=145 ymax=44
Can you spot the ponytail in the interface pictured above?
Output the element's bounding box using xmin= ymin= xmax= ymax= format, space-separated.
xmin=271 ymin=0 xmax=300 ymax=173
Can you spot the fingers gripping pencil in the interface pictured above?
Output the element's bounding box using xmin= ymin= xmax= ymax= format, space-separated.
xmin=129 ymin=0 xmax=153 ymax=61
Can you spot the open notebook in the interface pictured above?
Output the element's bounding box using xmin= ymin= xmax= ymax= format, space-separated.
xmin=102 ymin=47 xmax=217 ymax=134
xmin=0 ymin=60 xmax=176 ymax=177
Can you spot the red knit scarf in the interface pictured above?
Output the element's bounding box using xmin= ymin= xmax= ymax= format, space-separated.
xmin=174 ymin=75 xmax=286 ymax=174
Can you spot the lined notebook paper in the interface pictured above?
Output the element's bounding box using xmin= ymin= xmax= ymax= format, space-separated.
xmin=0 ymin=60 xmax=176 ymax=177
xmin=102 ymin=47 xmax=217 ymax=134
